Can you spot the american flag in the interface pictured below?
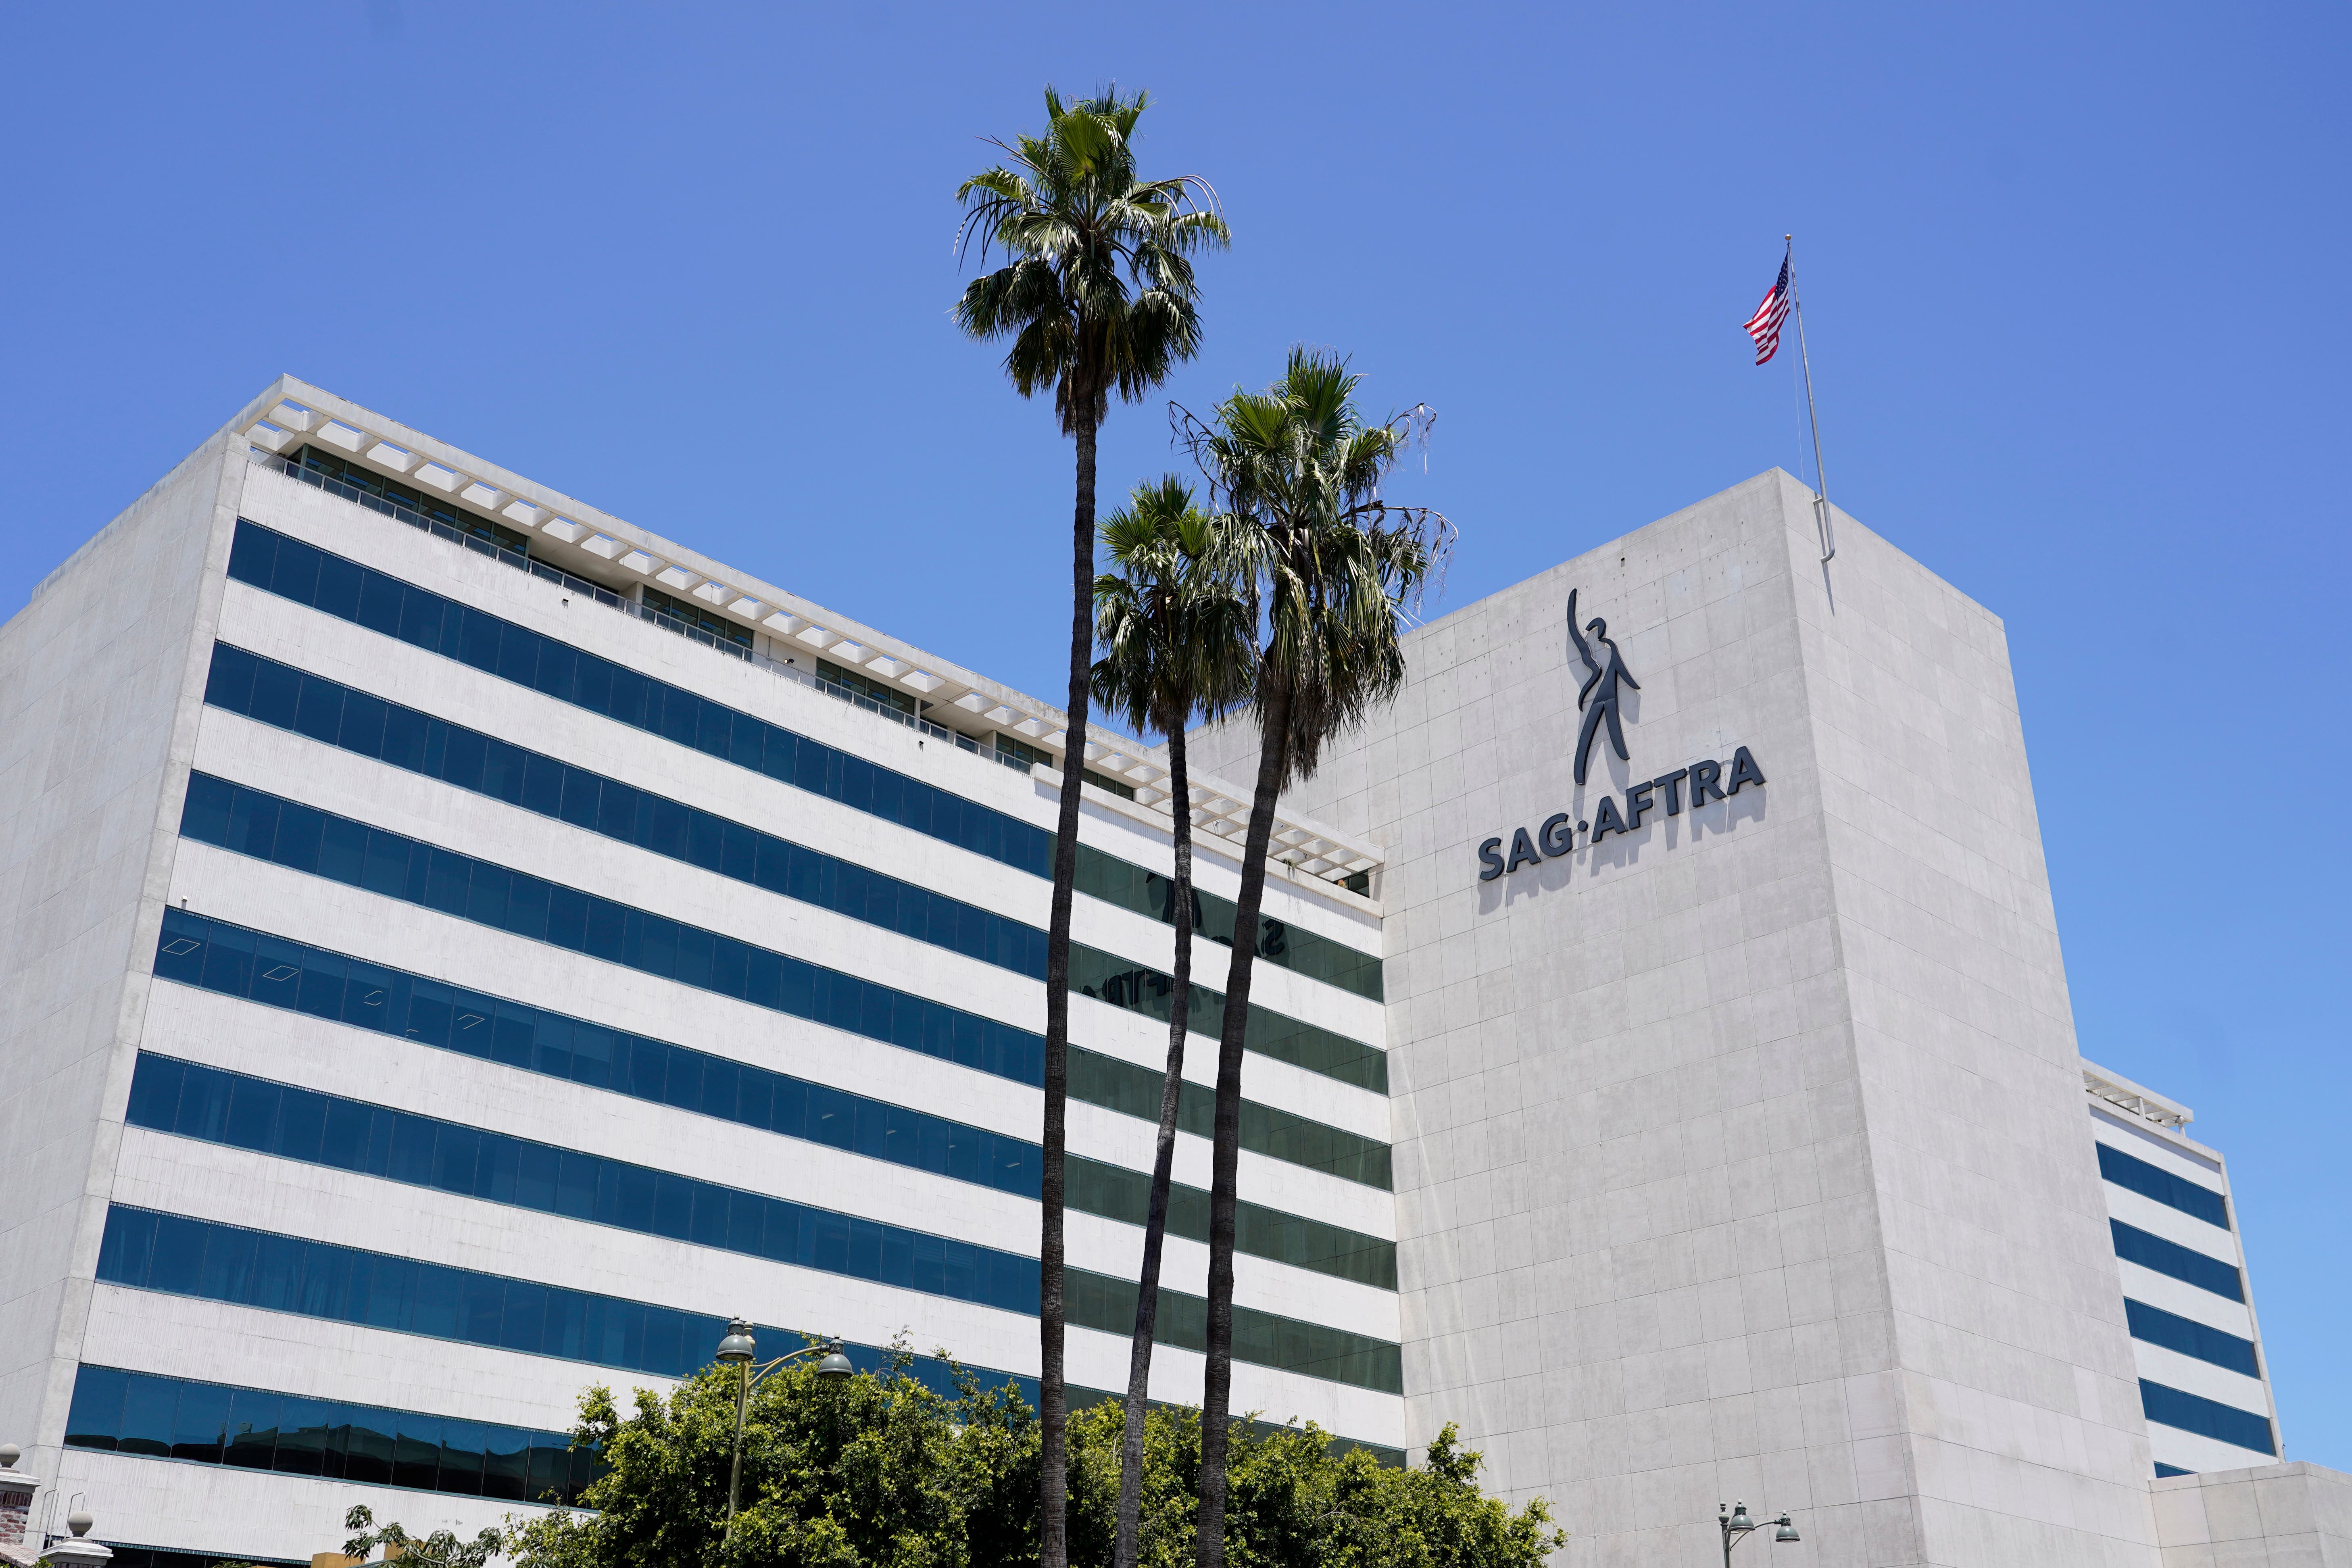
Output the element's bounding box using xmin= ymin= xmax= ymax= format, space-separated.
xmin=1744 ymin=250 xmax=1792 ymax=365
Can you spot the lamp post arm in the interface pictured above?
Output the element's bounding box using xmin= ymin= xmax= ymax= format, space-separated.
xmin=746 ymin=1343 xmax=832 ymax=1390
xmin=723 ymin=1343 xmax=843 ymax=1545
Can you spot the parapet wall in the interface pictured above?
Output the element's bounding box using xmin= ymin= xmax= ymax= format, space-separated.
xmin=2152 ymin=1461 xmax=2352 ymax=1565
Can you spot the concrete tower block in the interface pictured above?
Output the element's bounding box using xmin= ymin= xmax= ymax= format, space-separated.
xmin=1193 ymin=471 xmax=2161 ymax=1568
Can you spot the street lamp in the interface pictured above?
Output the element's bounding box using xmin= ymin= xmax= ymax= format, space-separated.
xmin=715 ymin=1320 xmax=853 ymax=1545
xmin=1718 ymin=1500 xmax=1800 ymax=1567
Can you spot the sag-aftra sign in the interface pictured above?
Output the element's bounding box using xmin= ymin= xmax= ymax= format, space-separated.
xmin=1477 ymin=589 xmax=1765 ymax=882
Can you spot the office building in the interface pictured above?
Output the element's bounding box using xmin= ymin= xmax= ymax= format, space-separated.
xmin=2 ymin=379 xmax=1392 ymax=1561
xmin=2079 ymin=1063 xmax=2281 ymax=1477
xmin=2 ymin=382 xmax=2344 ymax=1566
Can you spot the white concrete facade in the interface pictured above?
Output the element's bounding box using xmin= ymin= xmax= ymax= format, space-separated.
xmin=0 ymin=380 xmax=1398 ymax=1564
xmin=1189 ymin=469 xmax=2331 ymax=1568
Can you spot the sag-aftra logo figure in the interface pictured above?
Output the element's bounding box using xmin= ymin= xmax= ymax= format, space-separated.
xmin=1474 ymin=588 xmax=1766 ymax=882
xmin=1566 ymin=589 xmax=1638 ymax=785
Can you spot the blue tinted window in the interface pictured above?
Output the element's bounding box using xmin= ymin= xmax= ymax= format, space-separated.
xmin=482 ymin=1424 xmax=532 ymax=1502
xmin=147 ymin=1211 xmax=206 ymax=1295
xmin=219 ymin=521 xmax=1384 ymax=1006
xmin=2140 ymin=1380 xmax=2275 ymax=1455
xmin=63 ymin=1364 xmax=594 ymax=1506
xmin=166 ymin=790 xmax=1389 ymax=1189
xmin=344 ymin=1415 xmax=395 ymax=1486
xmin=2111 ymin=1220 xmax=2244 ymax=1301
xmin=438 ymin=1419 xmax=488 ymax=1495
xmin=171 ymin=1380 xmax=231 ymax=1463
xmin=2098 ymin=1143 xmax=2230 ymax=1230
xmin=274 ymin=1395 xmax=342 ymax=1478
xmin=224 ymin=1389 xmax=282 ymax=1469
xmin=65 ymin=1364 xmax=128 ymax=1450
xmin=121 ymin=1053 xmax=1400 ymax=1394
xmin=2124 ymin=1298 xmax=2261 ymax=1378
xmin=199 ymin=646 xmax=1364 ymax=1068
xmin=119 ymin=1373 xmax=181 ymax=1458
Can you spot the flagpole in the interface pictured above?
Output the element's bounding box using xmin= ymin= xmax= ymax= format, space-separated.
xmin=1787 ymin=233 xmax=1836 ymax=564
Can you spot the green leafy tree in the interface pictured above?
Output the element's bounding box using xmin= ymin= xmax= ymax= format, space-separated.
xmin=341 ymin=1505 xmax=505 ymax=1568
xmin=1176 ymin=349 xmax=1449 ymax=1568
xmin=494 ymin=1358 xmax=1557 ymax=1568
xmin=1090 ymin=476 xmax=1256 ymax=1568
xmin=503 ymin=1345 xmax=1037 ymax=1568
xmin=953 ymin=86 xmax=1227 ymax=1568
xmin=1065 ymin=1405 xmax=1560 ymax=1568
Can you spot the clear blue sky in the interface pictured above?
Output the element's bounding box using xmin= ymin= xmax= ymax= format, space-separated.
xmin=5 ymin=1 xmax=2344 ymax=1469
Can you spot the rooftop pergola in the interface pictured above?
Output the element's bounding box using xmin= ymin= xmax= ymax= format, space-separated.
xmin=231 ymin=377 xmax=1386 ymax=895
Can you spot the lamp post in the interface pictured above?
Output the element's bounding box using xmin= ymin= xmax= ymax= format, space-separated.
xmin=714 ymin=1320 xmax=853 ymax=1545
xmin=1718 ymin=1500 xmax=1800 ymax=1568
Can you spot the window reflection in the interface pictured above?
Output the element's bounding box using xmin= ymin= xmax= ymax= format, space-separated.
xmin=63 ymin=1363 xmax=596 ymax=1505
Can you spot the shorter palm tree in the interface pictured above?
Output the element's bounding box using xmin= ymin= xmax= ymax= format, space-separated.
xmin=1177 ymin=349 xmax=1449 ymax=1568
xmin=1089 ymin=477 xmax=1254 ymax=1568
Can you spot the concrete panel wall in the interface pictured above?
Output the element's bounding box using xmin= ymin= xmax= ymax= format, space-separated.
xmin=1785 ymin=474 xmax=2159 ymax=1565
xmin=1195 ymin=473 xmax=1896 ymax=1564
xmin=0 ymin=435 xmax=243 ymax=1468
xmin=2152 ymin=1462 xmax=2352 ymax=1566
xmin=1195 ymin=471 xmax=2169 ymax=1567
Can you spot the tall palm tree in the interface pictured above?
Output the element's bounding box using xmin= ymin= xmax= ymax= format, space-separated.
xmin=1089 ymin=477 xmax=1255 ymax=1568
xmin=1177 ymin=348 xmax=1449 ymax=1568
xmin=953 ymin=89 xmax=1226 ymax=1568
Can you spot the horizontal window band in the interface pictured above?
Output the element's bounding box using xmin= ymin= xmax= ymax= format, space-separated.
xmin=2124 ymin=1296 xmax=2260 ymax=1379
xmin=92 ymin=1205 xmax=1005 ymax=1416
xmin=2139 ymin=1378 xmax=2275 ymax=1456
xmin=1075 ymin=852 xmax=1380 ymax=1005
xmin=125 ymin=1053 xmax=1404 ymax=1394
xmin=64 ymin=1362 xmax=597 ymax=1505
xmin=2098 ymin=1142 xmax=2230 ymax=1230
xmin=173 ymin=774 xmax=1390 ymax=1189
xmin=223 ymin=519 xmax=1383 ymax=1006
xmin=69 ymin=1336 xmax=1402 ymax=1510
xmin=94 ymin=1205 xmax=1405 ymax=1466
xmin=1068 ymin=1146 xmax=1392 ymax=1290
xmin=200 ymin=640 xmax=1376 ymax=1088
xmin=1068 ymin=1051 xmax=1386 ymax=1189
xmin=2111 ymin=1218 xmax=2244 ymax=1302
xmin=99 ymin=1203 xmax=811 ymax=1394
xmin=151 ymin=909 xmax=1395 ymax=1289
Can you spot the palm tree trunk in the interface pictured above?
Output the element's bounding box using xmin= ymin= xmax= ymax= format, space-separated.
xmin=1194 ymin=675 xmax=1291 ymax=1568
xmin=1114 ymin=719 xmax=1192 ymax=1568
xmin=1040 ymin=402 xmax=1098 ymax=1568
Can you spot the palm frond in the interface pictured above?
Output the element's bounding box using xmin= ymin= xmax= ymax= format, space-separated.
xmin=953 ymin=87 xmax=1226 ymax=429
xmin=1178 ymin=348 xmax=1450 ymax=788
xmin=1091 ymin=477 xmax=1255 ymax=741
